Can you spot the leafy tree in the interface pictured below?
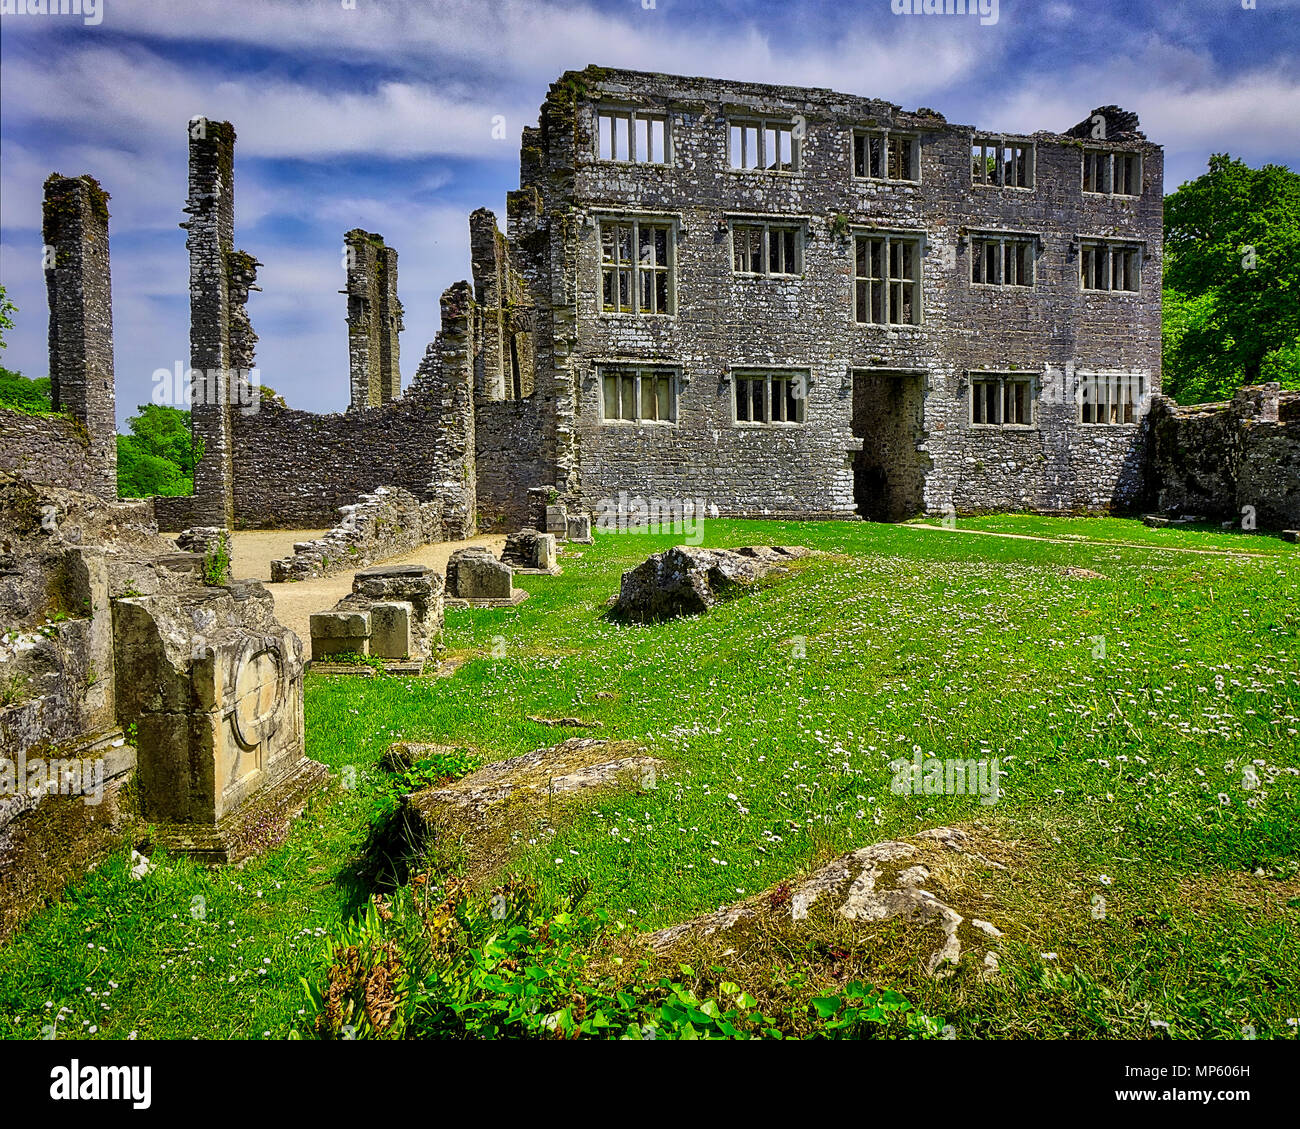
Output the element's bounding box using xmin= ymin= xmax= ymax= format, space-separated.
xmin=0 ymin=284 xmax=55 ymax=412
xmin=1163 ymin=155 xmax=1300 ymax=402
xmin=116 ymin=404 xmax=201 ymax=498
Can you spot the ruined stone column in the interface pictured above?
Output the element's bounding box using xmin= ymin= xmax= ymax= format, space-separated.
xmin=345 ymin=230 xmax=402 ymax=409
xmin=424 ymin=281 xmax=477 ymax=539
xmin=183 ymin=119 xmax=237 ymax=527
xmin=42 ymin=174 xmax=116 ymax=501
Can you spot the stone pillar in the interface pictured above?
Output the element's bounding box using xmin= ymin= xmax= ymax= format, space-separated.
xmin=345 ymin=230 xmax=402 ymax=409
xmin=42 ymin=174 xmax=116 ymax=501
xmin=182 ymin=119 xmax=238 ymax=527
xmin=424 ymin=281 xmax=477 ymax=539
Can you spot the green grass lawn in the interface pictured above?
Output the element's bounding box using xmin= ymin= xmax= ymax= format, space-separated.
xmin=2 ymin=515 xmax=1297 ymax=1039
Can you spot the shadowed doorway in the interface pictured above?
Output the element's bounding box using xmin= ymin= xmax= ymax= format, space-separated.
xmin=851 ymin=370 xmax=927 ymax=522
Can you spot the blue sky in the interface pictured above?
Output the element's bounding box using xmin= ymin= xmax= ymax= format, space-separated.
xmin=1 ymin=0 xmax=1297 ymax=422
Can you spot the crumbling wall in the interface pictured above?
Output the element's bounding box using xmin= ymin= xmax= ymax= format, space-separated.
xmin=1149 ymin=385 xmax=1300 ymax=528
xmin=269 ymin=486 xmax=439 ymax=582
xmin=40 ymin=174 xmax=117 ymax=502
xmin=0 ymin=409 xmax=99 ymax=494
xmin=345 ymin=229 xmax=403 ymax=409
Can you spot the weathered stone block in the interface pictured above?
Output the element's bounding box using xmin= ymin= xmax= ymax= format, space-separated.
xmin=446 ymin=547 xmax=513 ymax=600
xmin=309 ymin=610 xmax=371 ymax=659
xmin=566 ymin=513 xmax=594 ymax=544
xmin=349 ymin=563 xmax=443 ymax=657
xmin=370 ymin=601 xmax=412 ymax=659
xmin=545 ymin=504 xmax=568 ymax=536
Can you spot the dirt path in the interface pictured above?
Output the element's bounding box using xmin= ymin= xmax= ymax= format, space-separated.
xmin=228 ymin=530 xmax=508 ymax=645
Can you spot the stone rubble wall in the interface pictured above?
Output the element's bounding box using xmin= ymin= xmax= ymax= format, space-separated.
xmin=0 ymin=410 xmax=98 ymax=495
xmin=269 ymin=486 xmax=440 ymax=582
xmin=1149 ymin=384 xmax=1300 ymax=528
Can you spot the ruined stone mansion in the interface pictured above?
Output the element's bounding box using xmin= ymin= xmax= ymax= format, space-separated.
xmin=159 ymin=66 xmax=1170 ymax=531
xmin=4 ymin=66 xmax=1297 ymax=538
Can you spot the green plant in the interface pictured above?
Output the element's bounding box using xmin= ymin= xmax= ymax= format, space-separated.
xmin=201 ymin=541 xmax=231 ymax=586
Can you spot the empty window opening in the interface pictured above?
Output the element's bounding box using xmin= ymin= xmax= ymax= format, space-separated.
xmin=734 ymin=371 xmax=807 ymax=425
xmin=600 ymin=219 xmax=674 ymax=314
xmin=597 ymin=108 xmax=669 ymax=163
xmin=970 ymin=235 xmax=1035 ymax=287
xmin=1079 ymin=372 xmax=1145 ymax=424
xmin=1083 ymin=148 xmax=1140 ymax=195
xmin=855 ymin=234 xmax=922 ymax=325
xmin=853 ymin=129 xmax=920 ymax=182
xmin=729 ymin=118 xmax=799 ymax=172
xmin=971 ymin=137 xmax=1034 ymax=188
xmin=1080 ymin=240 xmax=1141 ymax=292
xmin=601 ymin=365 xmax=678 ymax=423
xmin=731 ymin=222 xmax=802 ymax=276
xmin=970 ymin=374 xmax=1035 ymax=427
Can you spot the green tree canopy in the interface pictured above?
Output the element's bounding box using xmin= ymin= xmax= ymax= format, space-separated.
xmin=116 ymin=404 xmax=201 ymax=498
xmin=1163 ymin=155 xmax=1300 ymax=402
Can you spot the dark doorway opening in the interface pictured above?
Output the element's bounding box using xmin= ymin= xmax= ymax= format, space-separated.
xmin=851 ymin=370 xmax=927 ymax=522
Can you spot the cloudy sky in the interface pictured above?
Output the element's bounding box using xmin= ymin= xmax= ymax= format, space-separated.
xmin=1 ymin=0 xmax=1297 ymax=423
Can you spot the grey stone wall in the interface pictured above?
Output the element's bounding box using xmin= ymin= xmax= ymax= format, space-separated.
xmin=41 ymin=174 xmax=117 ymax=502
xmin=497 ymin=67 xmax=1163 ymax=520
xmin=1150 ymin=385 xmax=1300 ymax=529
xmin=0 ymin=410 xmax=96 ymax=494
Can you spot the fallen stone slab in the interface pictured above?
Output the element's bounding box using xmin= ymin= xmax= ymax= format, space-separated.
xmin=405 ymin=737 xmax=662 ymax=883
xmin=611 ymin=544 xmax=813 ymax=622
xmin=645 ymin=826 xmax=1009 ymax=979
xmin=1283 ymin=530 xmax=1299 ymax=544
xmin=445 ymin=546 xmax=523 ymax=607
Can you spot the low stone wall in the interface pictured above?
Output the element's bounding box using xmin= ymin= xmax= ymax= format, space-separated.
xmin=151 ymin=494 xmax=194 ymax=531
xmin=0 ymin=409 xmax=97 ymax=495
xmin=269 ymin=486 xmax=441 ymax=582
xmin=1150 ymin=384 xmax=1300 ymax=528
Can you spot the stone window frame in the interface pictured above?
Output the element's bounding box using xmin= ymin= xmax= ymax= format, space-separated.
xmin=726 ymin=115 xmax=802 ymax=174
xmin=594 ymin=105 xmax=672 ymax=166
xmin=852 ymin=127 xmax=921 ymax=184
xmin=1081 ymin=147 xmax=1142 ymax=196
xmin=968 ymin=371 xmax=1039 ymax=430
xmin=852 ymin=227 xmax=925 ymax=327
xmin=729 ymin=217 xmax=805 ymax=277
xmin=968 ymin=230 xmax=1039 ymax=289
xmin=595 ymin=212 xmax=679 ymax=317
xmin=1076 ymin=370 xmax=1148 ymax=426
xmin=728 ymin=367 xmax=810 ymax=428
xmin=597 ymin=362 xmax=681 ymax=426
xmin=970 ymin=135 xmax=1036 ymax=190
xmin=1078 ymin=237 xmax=1143 ymax=294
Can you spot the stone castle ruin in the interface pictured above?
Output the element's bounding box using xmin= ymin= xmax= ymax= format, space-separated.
xmin=124 ymin=67 xmax=1291 ymax=535
xmin=1 ymin=65 xmax=1298 ymax=933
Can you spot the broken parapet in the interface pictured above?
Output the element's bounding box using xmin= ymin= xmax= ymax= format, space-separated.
xmin=501 ymin=529 xmax=558 ymax=574
xmin=344 ymin=229 xmax=403 ymax=410
xmin=113 ymin=580 xmax=325 ymax=861
xmin=183 ymin=118 xmax=240 ymax=527
xmin=42 ymin=174 xmax=117 ymax=502
xmin=445 ymin=546 xmax=525 ymax=607
xmin=269 ymin=486 xmax=440 ymax=582
xmin=310 ymin=563 xmax=444 ymax=664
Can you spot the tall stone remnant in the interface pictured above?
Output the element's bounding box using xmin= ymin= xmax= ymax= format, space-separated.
xmin=345 ymin=229 xmax=403 ymax=409
xmin=41 ymin=174 xmax=117 ymax=502
xmin=183 ymin=118 xmax=259 ymax=528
